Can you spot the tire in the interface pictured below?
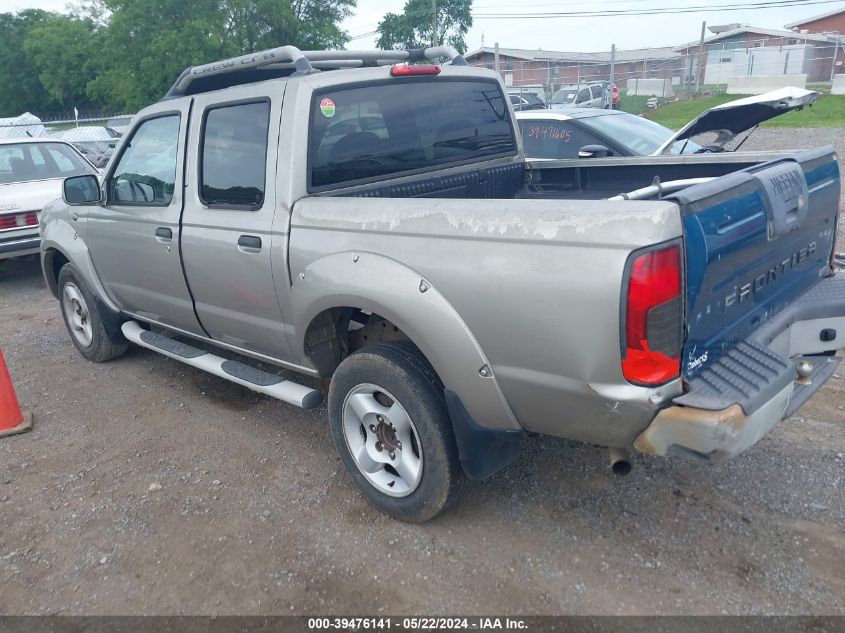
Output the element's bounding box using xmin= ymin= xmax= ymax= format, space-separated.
xmin=328 ymin=341 xmax=465 ymax=522
xmin=57 ymin=264 xmax=128 ymax=362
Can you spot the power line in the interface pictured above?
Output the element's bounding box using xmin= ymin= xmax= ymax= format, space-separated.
xmin=474 ymin=0 xmax=845 ymax=18
xmin=346 ymin=21 xmax=379 ymax=34
xmin=475 ymin=0 xmax=722 ymax=7
xmin=348 ymin=30 xmax=378 ymax=41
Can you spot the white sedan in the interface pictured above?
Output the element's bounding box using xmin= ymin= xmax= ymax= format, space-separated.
xmin=0 ymin=137 xmax=97 ymax=261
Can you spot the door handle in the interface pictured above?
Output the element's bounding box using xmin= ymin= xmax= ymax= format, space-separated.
xmin=237 ymin=235 xmax=262 ymax=253
xmin=155 ymin=227 xmax=173 ymax=243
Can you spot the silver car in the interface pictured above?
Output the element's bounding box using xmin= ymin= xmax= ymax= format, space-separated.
xmin=550 ymin=83 xmax=608 ymax=109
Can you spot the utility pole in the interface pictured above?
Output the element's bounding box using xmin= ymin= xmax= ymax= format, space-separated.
xmin=609 ymin=44 xmax=616 ymax=105
xmin=432 ymin=0 xmax=437 ymax=48
xmin=494 ymin=42 xmax=500 ymax=78
xmin=696 ymin=20 xmax=706 ymax=93
xmin=831 ymin=32 xmax=841 ymax=82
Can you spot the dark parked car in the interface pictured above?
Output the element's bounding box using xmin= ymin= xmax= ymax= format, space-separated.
xmin=53 ymin=126 xmax=120 ymax=168
xmin=508 ymin=93 xmax=546 ymax=111
xmin=517 ymin=109 xmax=697 ymax=159
xmin=517 ymin=87 xmax=820 ymax=160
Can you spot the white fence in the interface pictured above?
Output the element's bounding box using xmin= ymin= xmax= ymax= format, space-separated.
xmin=726 ymin=74 xmax=808 ymax=95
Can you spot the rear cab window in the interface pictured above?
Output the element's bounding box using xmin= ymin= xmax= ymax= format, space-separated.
xmin=309 ymin=79 xmax=517 ymax=190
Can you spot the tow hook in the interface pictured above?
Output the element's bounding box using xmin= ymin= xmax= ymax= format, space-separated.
xmin=796 ymin=360 xmax=814 ymax=386
xmin=608 ymin=447 xmax=632 ymax=476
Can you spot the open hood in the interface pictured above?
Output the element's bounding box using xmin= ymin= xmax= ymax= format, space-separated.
xmin=656 ymin=87 xmax=820 ymax=155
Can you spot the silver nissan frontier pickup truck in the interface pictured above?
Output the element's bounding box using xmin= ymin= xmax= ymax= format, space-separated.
xmin=40 ymin=45 xmax=844 ymax=521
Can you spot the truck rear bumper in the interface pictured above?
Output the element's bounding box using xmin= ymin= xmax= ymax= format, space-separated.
xmin=634 ymin=354 xmax=839 ymax=461
xmin=634 ymin=274 xmax=845 ymax=462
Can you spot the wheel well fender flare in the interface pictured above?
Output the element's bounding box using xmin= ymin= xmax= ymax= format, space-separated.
xmin=293 ymin=251 xmax=520 ymax=431
xmin=40 ymin=219 xmax=120 ymax=315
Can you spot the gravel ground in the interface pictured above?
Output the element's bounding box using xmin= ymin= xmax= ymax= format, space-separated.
xmin=738 ymin=127 xmax=845 ymax=157
xmin=1 ymin=128 xmax=845 ymax=616
xmin=729 ymin=127 xmax=845 ymax=210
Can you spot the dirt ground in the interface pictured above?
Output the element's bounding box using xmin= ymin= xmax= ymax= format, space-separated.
xmin=2 ymin=130 xmax=845 ymax=616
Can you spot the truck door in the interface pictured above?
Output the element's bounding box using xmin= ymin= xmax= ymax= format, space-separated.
xmin=86 ymin=100 xmax=204 ymax=335
xmin=180 ymin=85 xmax=292 ymax=360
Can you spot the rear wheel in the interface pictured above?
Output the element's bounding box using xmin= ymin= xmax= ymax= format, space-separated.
xmin=58 ymin=264 xmax=128 ymax=362
xmin=328 ymin=342 xmax=465 ymax=522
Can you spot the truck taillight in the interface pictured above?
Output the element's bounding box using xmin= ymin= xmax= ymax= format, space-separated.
xmin=611 ymin=86 xmax=619 ymax=104
xmin=621 ymin=243 xmax=682 ymax=385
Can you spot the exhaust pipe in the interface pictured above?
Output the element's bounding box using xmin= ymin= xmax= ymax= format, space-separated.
xmin=609 ymin=447 xmax=632 ymax=476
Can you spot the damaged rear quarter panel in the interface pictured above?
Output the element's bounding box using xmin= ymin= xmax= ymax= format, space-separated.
xmin=289 ymin=196 xmax=684 ymax=446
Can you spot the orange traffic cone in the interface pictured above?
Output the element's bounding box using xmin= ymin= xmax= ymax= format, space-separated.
xmin=0 ymin=349 xmax=32 ymax=438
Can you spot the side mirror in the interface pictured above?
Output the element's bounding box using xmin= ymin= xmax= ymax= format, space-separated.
xmin=578 ymin=144 xmax=612 ymax=159
xmin=63 ymin=174 xmax=101 ymax=205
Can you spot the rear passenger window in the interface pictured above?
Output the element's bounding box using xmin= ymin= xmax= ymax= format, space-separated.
xmin=201 ymin=101 xmax=270 ymax=209
xmin=309 ymin=80 xmax=516 ymax=189
xmin=591 ymin=85 xmax=603 ymax=99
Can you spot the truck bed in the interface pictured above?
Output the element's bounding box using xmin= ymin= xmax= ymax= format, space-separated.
xmin=321 ymin=151 xmax=798 ymax=202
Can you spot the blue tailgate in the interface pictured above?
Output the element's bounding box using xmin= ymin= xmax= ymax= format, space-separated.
xmin=671 ymin=147 xmax=840 ymax=379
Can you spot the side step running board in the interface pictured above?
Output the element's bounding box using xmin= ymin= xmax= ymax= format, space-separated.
xmin=121 ymin=321 xmax=323 ymax=409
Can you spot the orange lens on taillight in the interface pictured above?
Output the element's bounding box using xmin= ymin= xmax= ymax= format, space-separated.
xmin=621 ymin=244 xmax=682 ymax=385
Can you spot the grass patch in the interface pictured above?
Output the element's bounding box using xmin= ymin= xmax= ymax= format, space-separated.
xmin=618 ymin=95 xmax=652 ymax=116
xmin=645 ymin=93 xmax=845 ymax=129
xmin=807 ymin=82 xmax=832 ymax=94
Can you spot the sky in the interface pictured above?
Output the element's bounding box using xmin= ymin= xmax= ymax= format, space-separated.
xmin=1 ymin=0 xmax=842 ymax=53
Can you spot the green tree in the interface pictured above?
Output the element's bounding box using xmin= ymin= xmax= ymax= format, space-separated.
xmin=0 ymin=10 xmax=53 ymax=117
xmin=23 ymin=13 xmax=102 ymax=113
xmin=376 ymin=0 xmax=472 ymax=53
xmin=0 ymin=0 xmax=356 ymax=117
xmin=86 ymin=0 xmax=229 ymax=112
xmin=86 ymin=0 xmax=356 ymax=113
xmin=223 ymin=0 xmax=355 ymax=53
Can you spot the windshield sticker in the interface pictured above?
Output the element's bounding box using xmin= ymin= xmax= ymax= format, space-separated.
xmin=319 ymin=98 xmax=336 ymax=118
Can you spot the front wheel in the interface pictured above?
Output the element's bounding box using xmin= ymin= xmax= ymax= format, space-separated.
xmin=58 ymin=264 xmax=128 ymax=362
xmin=328 ymin=342 xmax=465 ymax=522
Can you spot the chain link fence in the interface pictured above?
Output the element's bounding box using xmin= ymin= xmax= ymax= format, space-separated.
xmin=472 ymin=33 xmax=844 ymax=110
xmin=0 ymin=113 xmax=134 ymax=168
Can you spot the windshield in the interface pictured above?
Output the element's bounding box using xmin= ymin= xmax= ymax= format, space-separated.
xmin=0 ymin=142 xmax=93 ymax=184
xmin=577 ymin=113 xmax=701 ymax=155
xmin=551 ymin=90 xmax=578 ymax=105
xmin=309 ymin=79 xmax=516 ymax=189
